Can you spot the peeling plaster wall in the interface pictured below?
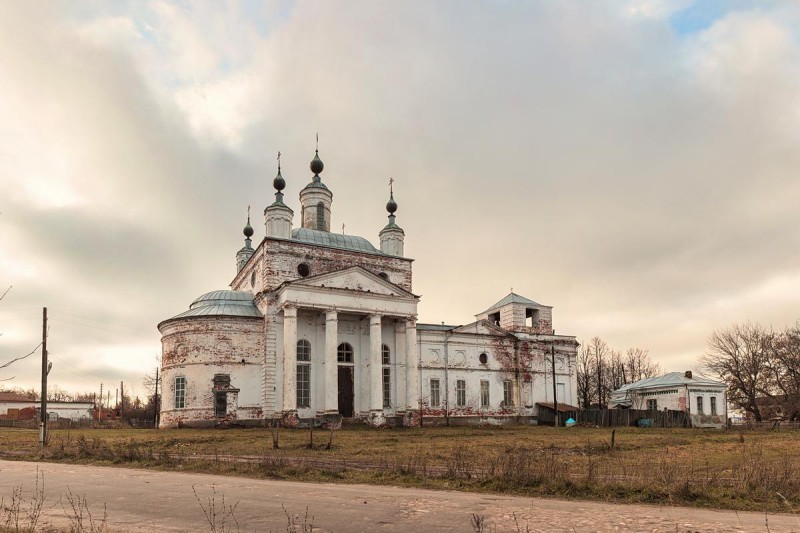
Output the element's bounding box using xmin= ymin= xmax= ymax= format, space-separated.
xmin=417 ymin=329 xmax=578 ymax=421
xmin=159 ymin=317 xmax=264 ymax=428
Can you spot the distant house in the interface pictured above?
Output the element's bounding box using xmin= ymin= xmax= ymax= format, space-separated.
xmin=0 ymin=393 xmax=94 ymax=421
xmin=609 ymin=371 xmax=727 ymax=429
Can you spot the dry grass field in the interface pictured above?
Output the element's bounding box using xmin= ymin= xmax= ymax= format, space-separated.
xmin=1 ymin=425 xmax=799 ymax=513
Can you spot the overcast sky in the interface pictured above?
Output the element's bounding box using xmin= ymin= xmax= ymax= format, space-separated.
xmin=2 ymin=0 xmax=799 ymax=397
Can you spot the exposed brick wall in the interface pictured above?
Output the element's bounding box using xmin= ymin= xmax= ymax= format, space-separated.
xmin=159 ymin=316 xmax=265 ymax=428
xmin=258 ymin=238 xmax=413 ymax=293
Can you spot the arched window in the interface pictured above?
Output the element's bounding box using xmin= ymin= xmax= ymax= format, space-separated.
xmin=316 ymin=202 xmax=325 ymax=230
xmin=337 ymin=342 xmax=353 ymax=363
xmin=296 ymin=339 xmax=311 ymax=408
xmin=382 ymin=344 xmax=391 ymax=408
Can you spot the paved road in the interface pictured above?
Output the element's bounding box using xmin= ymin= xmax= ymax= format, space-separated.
xmin=0 ymin=460 xmax=797 ymax=532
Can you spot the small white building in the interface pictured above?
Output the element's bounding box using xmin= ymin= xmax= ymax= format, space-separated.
xmin=609 ymin=371 xmax=727 ymax=428
xmin=158 ymin=147 xmax=579 ymax=428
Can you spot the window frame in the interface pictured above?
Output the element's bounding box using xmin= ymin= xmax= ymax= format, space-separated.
xmin=696 ymin=395 xmax=704 ymax=414
xmin=296 ymin=363 xmax=311 ymax=408
xmin=430 ymin=379 xmax=441 ymax=407
xmin=646 ymin=398 xmax=657 ymax=411
xmin=502 ymin=380 xmax=514 ymax=407
xmin=456 ymin=379 xmax=466 ymax=408
xmin=382 ymin=344 xmax=391 ymax=408
xmin=174 ymin=376 xmax=186 ymax=409
xmin=480 ymin=380 xmax=490 ymax=408
xmin=710 ymin=396 xmax=717 ymax=416
xmin=337 ymin=342 xmax=354 ymax=363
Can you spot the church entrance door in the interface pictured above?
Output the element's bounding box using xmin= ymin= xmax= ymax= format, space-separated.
xmin=337 ymin=366 xmax=354 ymax=417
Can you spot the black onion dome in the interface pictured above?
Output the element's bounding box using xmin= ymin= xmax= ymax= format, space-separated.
xmin=386 ymin=193 xmax=398 ymax=214
xmin=273 ymin=168 xmax=286 ymax=191
xmin=243 ymin=219 xmax=254 ymax=238
xmin=310 ymin=151 xmax=324 ymax=175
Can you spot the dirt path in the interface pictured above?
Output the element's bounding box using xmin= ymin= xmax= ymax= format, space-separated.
xmin=0 ymin=460 xmax=797 ymax=532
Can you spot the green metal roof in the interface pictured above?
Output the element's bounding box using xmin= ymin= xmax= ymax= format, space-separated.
xmin=159 ymin=290 xmax=262 ymax=327
xmin=613 ymin=372 xmax=725 ymax=393
xmin=291 ymin=228 xmax=381 ymax=254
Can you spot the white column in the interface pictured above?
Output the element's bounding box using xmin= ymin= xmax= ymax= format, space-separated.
xmin=324 ymin=310 xmax=338 ymax=414
xmin=370 ymin=314 xmax=383 ymax=412
xmin=405 ymin=318 xmax=419 ymax=411
xmin=282 ymin=306 xmax=297 ymax=412
xmin=395 ymin=320 xmax=407 ymax=412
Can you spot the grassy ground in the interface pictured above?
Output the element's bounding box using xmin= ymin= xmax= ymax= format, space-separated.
xmin=1 ymin=425 xmax=799 ymax=513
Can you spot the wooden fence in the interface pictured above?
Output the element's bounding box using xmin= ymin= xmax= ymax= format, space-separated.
xmin=538 ymin=408 xmax=690 ymax=428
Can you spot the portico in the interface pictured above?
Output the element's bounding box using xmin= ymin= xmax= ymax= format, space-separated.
xmin=275 ymin=266 xmax=419 ymax=425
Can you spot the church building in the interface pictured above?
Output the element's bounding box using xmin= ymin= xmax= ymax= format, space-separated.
xmin=157 ymin=148 xmax=579 ymax=427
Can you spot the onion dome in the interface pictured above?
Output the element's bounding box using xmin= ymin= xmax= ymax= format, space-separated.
xmin=310 ymin=150 xmax=324 ymax=175
xmin=243 ymin=215 xmax=254 ymax=238
xmin=386 ymin=191 xmax=398 ymax=215
xmin=273 ymin=167 xmax=286 ymax=192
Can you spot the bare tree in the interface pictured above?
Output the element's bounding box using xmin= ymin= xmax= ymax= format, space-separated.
xmin=624 ymin=347 xmax=660 ymax=382
xmin=575 ymin=344 xmax=595 ymax=409
xmin=588 ymin=337 xmax=610 ymax=409
xmin=700 ymin=323 xmax=772 ymax=421
xmin=762 ymin=323 xmax=800 ymax=421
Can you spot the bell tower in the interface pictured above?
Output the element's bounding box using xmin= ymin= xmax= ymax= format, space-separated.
xmin=298 ymin=138 xmax=332 ymax=232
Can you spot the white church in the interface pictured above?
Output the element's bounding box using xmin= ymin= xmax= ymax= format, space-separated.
xmin=157 ymin=148 xmax=579 ymax=427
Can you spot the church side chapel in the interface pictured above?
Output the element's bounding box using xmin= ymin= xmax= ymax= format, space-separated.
xmin=157 ymin=145 xmax=579 ymax=428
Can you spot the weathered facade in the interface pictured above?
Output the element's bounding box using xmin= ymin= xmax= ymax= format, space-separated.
xmin=157 ymin=149 xmax=578 ymax=428
xmin=609 ymin=371 xmax=728 ymax=428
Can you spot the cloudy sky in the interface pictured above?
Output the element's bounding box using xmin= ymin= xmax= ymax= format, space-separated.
xmin=1 ymin=0 xmax=799 ymax=397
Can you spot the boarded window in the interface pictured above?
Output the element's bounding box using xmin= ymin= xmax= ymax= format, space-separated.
xmin=696 ymin=396 xmax=704 ymax=414
xmin=174 ymin=377 xmax=186 ymax=409
xmin=337 ymin=342 xmax=353 ymax=363
xmin=710 ymin=396 xmax=717 ymax=416
xmin=480 ymin=380 xmax=490 ymax=408
xmin=456 ymin=380 xmax=466 ymax=407
xmin=489 ymin=312 xmax=500 ymax=325
xmin=297 ymin=364 xmax=310 ymax=408
xmin=430 ymin=379 xmax=441 ymax=407
xmin=647 ymin=399 xmax=657 ymax=411
xmin=214 ymin=391 xmax=226 ymax=417
xmin=502 ymin=380 xmax=514 ymax=407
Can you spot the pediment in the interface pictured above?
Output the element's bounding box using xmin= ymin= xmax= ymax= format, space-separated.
xmin=288 ymin=266 xmax=417 ymax=299
xmin=452 ymin=320 xmax=508 ymax=336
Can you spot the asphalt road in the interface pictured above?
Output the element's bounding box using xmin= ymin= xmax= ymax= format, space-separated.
xmin=0 ymin=460 xmax=797 ymax=532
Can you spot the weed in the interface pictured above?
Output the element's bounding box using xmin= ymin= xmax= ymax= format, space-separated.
xmin=192 ymin=484 xmax=239 ymax=533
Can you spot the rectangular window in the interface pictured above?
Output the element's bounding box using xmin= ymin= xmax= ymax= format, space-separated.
xmin=647 ymin=399 xmax=657 ymax=411
xmin=382 ymin=368 xmax=391 ymax=408
xmin=480 ymin=380 xmax=490 ymax=408
xmin=430 ymin=379 xmax=441 ymax=407
xmin=456 ymin=380 xmax=466 ymax=407
xmin=503 ymin=380 xmax=514 ymax=407
xmin=296 ymin=364 xmax=310 ymax=408
xmin=710 ymin=396 xmax=717 ymax=416
xmin=174 ymin=377 xmax=186 ymax=409
xmin=696 ymin=396 xmax=703 ymax=414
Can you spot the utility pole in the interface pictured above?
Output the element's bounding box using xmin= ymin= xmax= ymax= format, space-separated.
xmin=551 ymin=345 xmax=558 ymax=427
xmin=120 ymin=381 xmax=124 ymax=415
xmin=39 ymin=307 xmax=48 ymax=448
xmin=153 ymin=366 xmax=160 ymax=428
xmin=39 ymin=307 xmax=50 ymax=448
xmin=99 ymin=383 xmax=103 ymax=410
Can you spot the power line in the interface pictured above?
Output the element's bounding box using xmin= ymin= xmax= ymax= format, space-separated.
xmin=0 ymin=342 xmax=43 ymax=371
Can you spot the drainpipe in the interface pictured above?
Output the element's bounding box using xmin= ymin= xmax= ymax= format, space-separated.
xmin=444 ymin=330 xmax=451 ymax=426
